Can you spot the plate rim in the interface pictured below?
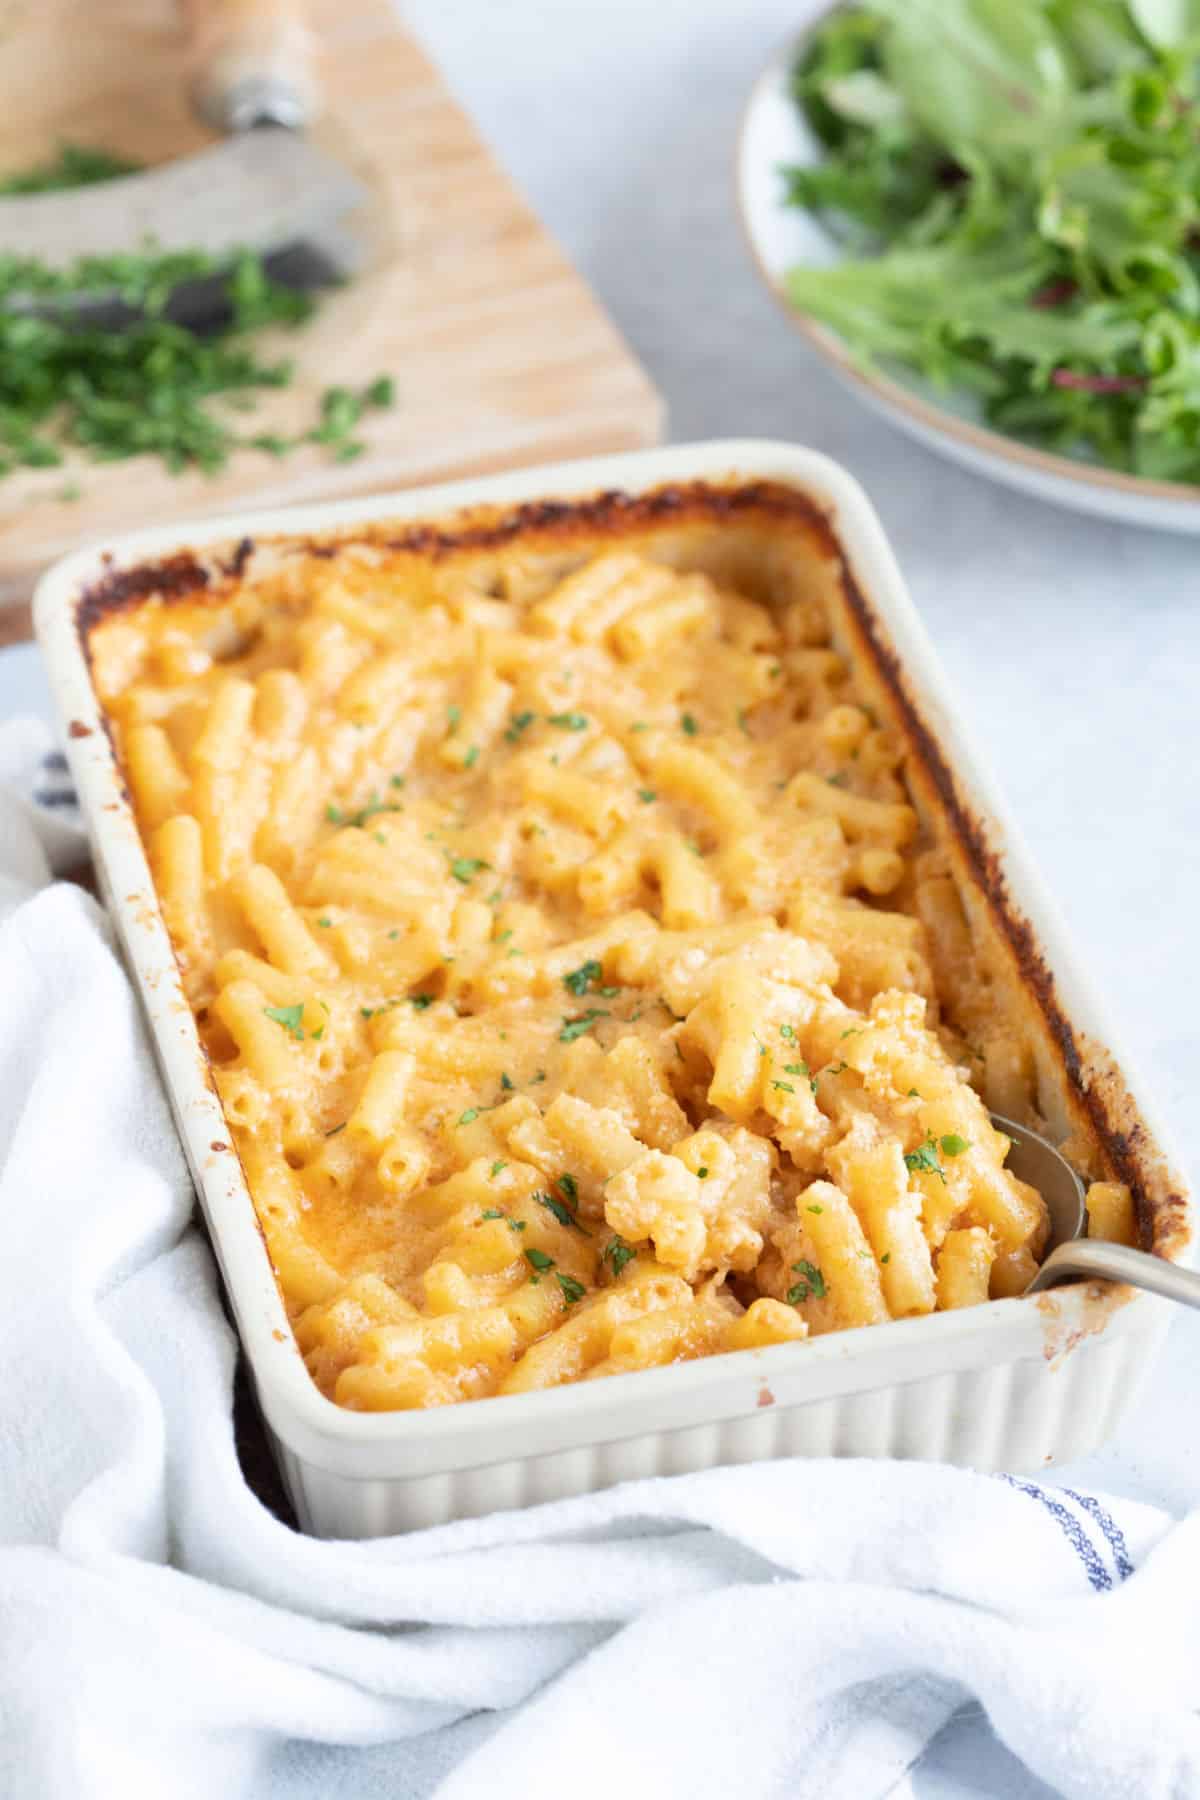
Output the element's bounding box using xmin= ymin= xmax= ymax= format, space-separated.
xmin=735 ymin=18 xmax=1200 ymax=514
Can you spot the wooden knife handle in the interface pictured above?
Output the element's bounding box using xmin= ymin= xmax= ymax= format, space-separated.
xmin=182 ymin=0 xmax=319 ymax=133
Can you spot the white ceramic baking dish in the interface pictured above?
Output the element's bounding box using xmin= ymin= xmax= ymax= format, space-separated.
xmin=34 ymin=440 xmax=1192 ymax=1538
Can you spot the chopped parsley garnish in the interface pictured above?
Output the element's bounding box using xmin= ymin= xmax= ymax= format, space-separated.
xmin=449 ymin=855 xmax=490 ymax=884
xmin=510 ymin=1219 xmax=527 ymax=1233
xmin=559 ymin=1010 xmax=608 ymax=1042
xmin=602 ymin=1236 xmax=637 ymax=1279
xmin=563 ymin=958 xmax=603 ymax=996
xmin=263 ymin=1003 xmax=305 ymax=1040
xmin=547 ymin=712 xmax=588 ymax=731
xmin=806 ymin=1203 xmax=823 ymax=1215
xmin=505 ymin=711 xmax=536 ymax=742
xmin=779 ymin=1023 xmax=796 ymax=1041
xmin=783 ymin=1059 xmax=818 ymax=1094
xmin=317 ymin=916 xmax=332 ymax=928
xmin=823 ymin=1061 xmax=848 ymax=1077
xmin=557 ymin=1172 xmax=579 ymax=1204
xmin=325 ymin=1122 xmax=346 ymax=1137
xmin=940 ymin=1134 xmax=970 ymax=1157
xmin=737 ymin=707 xmax=751 ymax=734
xmin=500 ymin=1072 xmax=514 ymax=1091
xmin=840 ymin=1027 xmax=864 ymax=1040
xmin=904 ymin=1134 xmax=946 ymax=1183
xmin=525 ymin=1247 xmax=554 ymax=1272
xmin=556 ymin=1272 xmax=586 ymax=1306
xmin=630 ymin=721 xmax=649 ymax=732
xmin=480 ymin=1208 xmax=504 ymax=1221
xmin=881 ymin=1253 xmax=891 ymax=1265
xmin=697 ymin=1166 xmax=709 ymax=1180
xmin=772 ymin=1080 xmax=796 ymax=1095
xmin=787 ymin=1259 xmax=826 ymax=1304
xmin=458 ymin=1109 xmax=480 ymax=1126
xmin=680 ymin=711 xmax=698 ymax=735
xmin=907 ymin=1088 xmax=921 ymax=1099
xmin=325 ymin=792 xmax=401 ymax=829
xmin=490 ymin=1160 xmax=507 ymax=1178
xmin=360 ymin=999 xmax=400 ymax=1020
xmin=637 ymin=788 xmax=657 ymax=804
xmin=535 ymin=1189 xmax=589 ymax=1232
xmin=389 ymin=774 xmax=406 ymax=789
xmin=463 ymin=745 xmax=480 ymax=769
xmin=826 ymin=772 xmax=850 ymax=789
xmin=445 ymin=704 xmax=461 ymax=734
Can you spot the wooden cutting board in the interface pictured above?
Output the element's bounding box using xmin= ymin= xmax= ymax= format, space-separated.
xmin=0 ymin=0 xmax=663 ymax=644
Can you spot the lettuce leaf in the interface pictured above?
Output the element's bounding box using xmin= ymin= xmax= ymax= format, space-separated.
xmin=783 ymin=0 xmax=1200 ymax=482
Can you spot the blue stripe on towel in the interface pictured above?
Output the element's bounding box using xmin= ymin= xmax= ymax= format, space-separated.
xmin=32 ymin=750 xmax=79 ymax=814
xmin=999 ymin=1475 xmax=1112 ymax=1593
xmin=1062 ymin=1487 xmax=1135 ymax=1581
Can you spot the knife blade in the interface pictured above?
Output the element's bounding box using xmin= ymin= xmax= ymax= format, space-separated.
xmin=0 ymin=130 xmax=365 ymax=272
xmin=2 ymin=0 xmax=366 ymax=324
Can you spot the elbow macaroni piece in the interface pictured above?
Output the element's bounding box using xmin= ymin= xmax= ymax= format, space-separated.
xmin=91 ymin=538 xmax=1079 ymax=1413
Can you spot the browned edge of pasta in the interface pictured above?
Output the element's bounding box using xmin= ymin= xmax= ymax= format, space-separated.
xmin=74 ymin=478 xmax=1191 ymax=1271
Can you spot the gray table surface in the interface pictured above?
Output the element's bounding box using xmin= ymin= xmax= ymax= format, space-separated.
xmin=6 ymin=0 xmax=1198 ymax=1789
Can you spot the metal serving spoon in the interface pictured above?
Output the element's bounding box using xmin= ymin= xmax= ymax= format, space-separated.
xmin=996 ymin=1115 xmax=1199 ymax=1309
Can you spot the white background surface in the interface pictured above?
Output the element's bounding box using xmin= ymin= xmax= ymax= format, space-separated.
xmin=3 ymin=0 xmax=1197 ymax=1791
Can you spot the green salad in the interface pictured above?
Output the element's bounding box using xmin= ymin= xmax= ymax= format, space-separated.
xmin=784 ymin=0 xmax=1200 ymax=483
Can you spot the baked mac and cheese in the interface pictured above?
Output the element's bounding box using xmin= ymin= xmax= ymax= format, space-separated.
xmin=88 ymin=495 xmax=1093 ymax=1413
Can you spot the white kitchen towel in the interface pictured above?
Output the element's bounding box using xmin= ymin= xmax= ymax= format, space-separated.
xmin=1 ymin=714 xmax=1198 ymax=1800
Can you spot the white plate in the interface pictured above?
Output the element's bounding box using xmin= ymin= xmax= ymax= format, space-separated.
xmin=737 ymin=24 xmax=1200 ymax=534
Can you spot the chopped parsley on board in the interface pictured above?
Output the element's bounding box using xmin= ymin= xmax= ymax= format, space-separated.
xmin=0 ymin=145 xmax=393 ymax=483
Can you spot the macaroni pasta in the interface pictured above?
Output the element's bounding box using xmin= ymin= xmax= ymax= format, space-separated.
xmin=90 ymin=520 xmax=1065 ymax=1411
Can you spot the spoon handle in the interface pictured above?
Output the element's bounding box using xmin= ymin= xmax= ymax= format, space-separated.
xmin=1029 ymin=1240 xmax=1200 ymax=1312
